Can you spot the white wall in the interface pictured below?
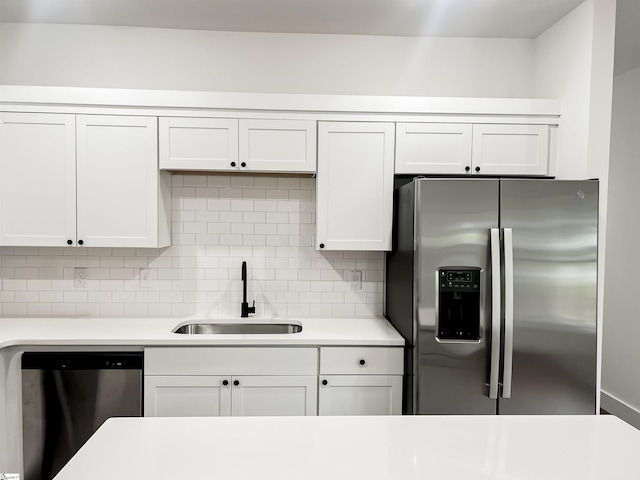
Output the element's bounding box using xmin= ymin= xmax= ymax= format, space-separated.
xmin=601 ymin=65 xmax=640 ymax=427
xmin=0 ymin=23 xmax=537 ymax=98
xmin=0 ymin=174 xmax=384 ymax=318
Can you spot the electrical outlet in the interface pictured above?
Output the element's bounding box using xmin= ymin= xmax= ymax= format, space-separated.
xmin=139 ymin=268 xmax=151 ymax=288
xmin=74 ymin=268 xmax=87 ymax=289
xmin=350 ymin=270 xmax=362 ymax=291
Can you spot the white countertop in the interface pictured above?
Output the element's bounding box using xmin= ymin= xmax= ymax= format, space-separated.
xmin=53 ymin=415 xmax=639 ymax=480
xmin=0 ymin=315 xmax=404 ymax=349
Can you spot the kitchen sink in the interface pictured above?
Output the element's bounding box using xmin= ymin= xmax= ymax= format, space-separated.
xmin=173 ymin=322 xmax=303 ymax=335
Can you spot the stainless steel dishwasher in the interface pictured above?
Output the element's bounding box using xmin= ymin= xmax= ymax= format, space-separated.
xmin=21 ymin=352 xmax=143 ymax=480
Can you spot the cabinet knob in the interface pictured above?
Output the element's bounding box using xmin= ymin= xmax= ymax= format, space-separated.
xmin=465 ymin=166 xmax=471 ymax=172
xmin=322 ymin=379 xmax=328 ymax=386
xmin=78 ymin=240 xmax=84 ymax=246
xmin=359 ymin=359 xmax=366 ymax=366
xmin=240 ymin=162 xmax=247 ymax=168
xmin=67 ymin=239 xmax=73 ymax=245
xmin=319 ymin=243 xmax=325 ymax=249
xmin=475 ymin=166 xmax=481 ymax=172
xmin=231 ymin=162 xmax=236 ymax=167
xmin=233 ymin=380 xmax=240 ymax=386
xmin=222 ymin=380 xmax=229 ymax=386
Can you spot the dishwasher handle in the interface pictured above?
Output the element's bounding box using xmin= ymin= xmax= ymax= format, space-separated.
xmin=21 ymin=352 xmax=143 ymax=370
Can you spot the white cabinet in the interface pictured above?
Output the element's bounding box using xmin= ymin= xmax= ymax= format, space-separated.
xmin=0 ymin=113 xmax=170 ymax=248
xmin=472 ymin=124 xmax=550 ymax=176
xmin=395 ymin=122 xmax=551 ymax=176
xmin=160 ymin=117 xmax=316 ymax=173
xmin=76 ymin=115 xmax=170 ymax=248
xmin=395 ymin=123 xmax=472 ymax=174
xmin=144 ymin=347 xmax=318 ymax=417
xmin=318 ymin=347 xmax=403 ymax=416
xmin=316 ymin=122 xmax=395 ymax=251
xmin=0 ymin=113 xmax=76 ymax=246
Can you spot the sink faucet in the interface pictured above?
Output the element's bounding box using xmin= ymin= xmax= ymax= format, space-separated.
xmin=241 ymin=261 xmax=256 ymax=318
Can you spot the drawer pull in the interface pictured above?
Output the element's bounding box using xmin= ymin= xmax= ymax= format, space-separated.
xmin=359 ymin=359 xmax=366 ymax=366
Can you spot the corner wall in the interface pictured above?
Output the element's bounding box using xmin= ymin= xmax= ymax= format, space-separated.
xmin=601 ymin=65 xmax=640 ymax=428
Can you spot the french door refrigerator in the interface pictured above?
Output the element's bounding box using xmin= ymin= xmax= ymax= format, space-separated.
xmin=386 ymin=178 xmax=598 ymax=415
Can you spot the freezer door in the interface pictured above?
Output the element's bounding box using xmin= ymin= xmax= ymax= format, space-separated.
xmin=415 ymin=179 xmax=499 ymax=414
xmin=499 ymin=180 xmax=598 ymax=414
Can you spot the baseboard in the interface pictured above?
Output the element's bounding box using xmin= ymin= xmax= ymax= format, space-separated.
xmin=601 ymin=391 xmax=640 ymax=429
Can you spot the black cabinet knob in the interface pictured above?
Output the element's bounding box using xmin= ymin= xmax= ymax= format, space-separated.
xmin=322 ymin=379 xmax=328 ymax=386
xmin=319 ymin=243 xmax=325 ymax=249
xmin=78 ymin=240 xmax=84 ymax=245
xmin=359 ymin=359 xmax=366 ymax=366
xmin=475 ymin=166 xmax=481 ymax=172
xmin=240 ymin=162 xmax=247 ymax=168
xmin=231 ymin=162 xmax=236 ymax=167
xmin=465 ymin=166 xmax=471 ymax=172
xmin=233 ymin=380 xmax=240 ymax=386
xmin=67 ymin=239 xmax=73 ymax=245
xmin=222 ymin=380 xmax=229 ymax=386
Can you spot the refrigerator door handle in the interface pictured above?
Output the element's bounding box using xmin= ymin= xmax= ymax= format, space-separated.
xmin=489 ymin=228 xmax=501 ymax=400
xmin=502 ymin=227 xmax=514 ymax=398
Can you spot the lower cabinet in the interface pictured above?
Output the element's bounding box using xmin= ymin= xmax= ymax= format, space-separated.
xmin=318 ymin=375 xmax=402 ymax=415
xmin=143 ymin=345 xmax=404 ymax=417
xmin=145 ymin=374 xmax=317 ymax=417
xmin=318 ymin=347 xmax=404 ymax=416
xmin=144 ymin=347 xmax=318 ymax=417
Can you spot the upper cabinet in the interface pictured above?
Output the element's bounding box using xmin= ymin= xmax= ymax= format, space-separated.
xmin=0 ymin=113 xmax=77 ymax=247
xmin=76 ymin=115 xmax=170 ymax=248
xmin=0 ymin=113 xmax=170 ymax=248
xmin=160 ymin=117 xmax=316 ymax=173
xmin=316 ymin=122 xmax=395 ymax=251
xmin=395 ymin=123 xmax=552 ymax=176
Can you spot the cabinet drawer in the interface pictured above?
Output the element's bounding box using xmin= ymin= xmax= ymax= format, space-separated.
xmin=145 ymin=347 xmax=318 ymax=376
xmin=319 ymin=347 xmax=403 ymax=375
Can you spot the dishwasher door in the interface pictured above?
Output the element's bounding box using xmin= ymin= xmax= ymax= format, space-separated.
xmin=21 ymin=352 xmax=143 ymax=480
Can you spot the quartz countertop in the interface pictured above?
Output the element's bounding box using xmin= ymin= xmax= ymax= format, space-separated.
xmin=0 ymin=315 xmax=404 ymax=349
xmin=52 ymin=415 xmax=639 ymax=480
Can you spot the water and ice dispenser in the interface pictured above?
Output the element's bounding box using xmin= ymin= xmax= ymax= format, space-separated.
xmin=436 ymin=268 xmax=481 ymax=341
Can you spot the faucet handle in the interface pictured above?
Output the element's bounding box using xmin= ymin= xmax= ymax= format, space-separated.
xmin=249 ymin=300 xmax=256 ymax=315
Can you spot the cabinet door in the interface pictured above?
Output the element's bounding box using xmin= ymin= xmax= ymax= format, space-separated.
xmin=316 ymin=122 xmax=394 ymax=251
xmin=231 ymin=376 xmax=317 ymax=416
xmin=0 ymin=113 xmax=76 ymax=246
xmin=472 ymin=124 xmax=550 ymax=176
xmin=318 ymin=375 xmax=402 ymax=416
xmin=239 ymin=119 xmax=316 ymax=173
xmin=159 ymin=117 xmax=239 ymax=170
xmin=76 ymin=115 xmax=161 ymax=247
xmin=395 ymin=123 xmax=472 ymax=174
xmin=144 ymin=376 xmax=231 ymax=417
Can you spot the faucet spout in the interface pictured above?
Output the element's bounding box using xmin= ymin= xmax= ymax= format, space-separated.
xmin=241 ymin=261 xmax=256 ymax=318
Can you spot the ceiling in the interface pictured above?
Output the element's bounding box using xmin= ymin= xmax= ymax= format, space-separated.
xmin=0 ymin=0 xmax=637 ymax=74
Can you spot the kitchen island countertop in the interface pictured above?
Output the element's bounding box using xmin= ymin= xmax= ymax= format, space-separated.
xmin=53 ymin=414 xmax=640 ymax=480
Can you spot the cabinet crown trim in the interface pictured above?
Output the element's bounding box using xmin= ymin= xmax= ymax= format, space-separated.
xmin=1 ymin=85 xmax=561 ymax=117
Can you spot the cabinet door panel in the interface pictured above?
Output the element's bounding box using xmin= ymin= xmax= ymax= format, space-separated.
xmin=318 ymin=375 xmax=402 ymax=416
xmin=76 ymin=115 xmax=159 ymax=247
xmin=317 ymin=122 xmax=394 ymax=251
xmin=144 ymin=376 xmax=231 ymax=417
xmin=239 ymin=119 xmax=316 ymax=172
xmin=231 ymin=376 xmax=317 ymax=416
xmin=159 ymin=117 xmax=239 ymax=170
xmin=395 ymin=123 xmax=472 ymax=174
xmin=0 ymin=113 xmax=76 ymax=246
xmin=472 ymin=124 xmax=549 ymax=176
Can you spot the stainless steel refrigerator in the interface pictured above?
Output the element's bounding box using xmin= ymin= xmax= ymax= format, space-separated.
xmin=385 ymin=178 xmax=598 ymax=415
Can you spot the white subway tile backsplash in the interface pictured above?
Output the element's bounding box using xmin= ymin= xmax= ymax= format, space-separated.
xmin=0 ymin=175 xmax=384 ymax=318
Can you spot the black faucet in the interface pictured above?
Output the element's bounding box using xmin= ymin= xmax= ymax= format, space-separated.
xmin=241 ymin=261 xmax=256 ymax=318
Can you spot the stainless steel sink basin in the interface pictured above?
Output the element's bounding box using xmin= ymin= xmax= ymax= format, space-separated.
xmin=173 ymin=322 xmax=303 ymax=335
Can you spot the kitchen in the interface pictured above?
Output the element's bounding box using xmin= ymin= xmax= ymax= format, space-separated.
xmin=1 ymin=0 xmax=639 ymax=478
